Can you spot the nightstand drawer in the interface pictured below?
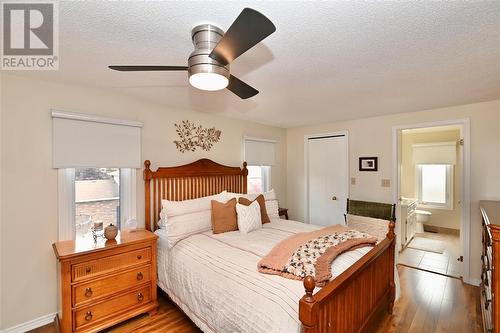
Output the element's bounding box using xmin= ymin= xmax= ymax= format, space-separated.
xmin=74 ymin=285 xmax=151 ymax=330
xmin=73 ymin=264 xmax=151 ymax=307
xmin=72 ymin=247 xmax=151 ymax=282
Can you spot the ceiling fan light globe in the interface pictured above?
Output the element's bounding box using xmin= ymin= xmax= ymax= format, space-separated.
xmin=189 ymin=72 xmax=229 ymax=91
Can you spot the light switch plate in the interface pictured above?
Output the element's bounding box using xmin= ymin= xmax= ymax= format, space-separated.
xmin=351 ymin=177 xmax=356 ymax=185
xmin=381 ymin=179 xmax=391 ymax=187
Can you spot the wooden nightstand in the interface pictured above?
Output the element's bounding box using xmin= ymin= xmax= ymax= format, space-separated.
xmin=279 ymin=207 xmax=289 ymax=220
xmin=53 ymin=230 xmax=158 ymax=333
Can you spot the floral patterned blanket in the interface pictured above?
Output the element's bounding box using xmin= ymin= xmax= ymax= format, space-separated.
xmin=257 ymin=224 xmax=377 ymax=286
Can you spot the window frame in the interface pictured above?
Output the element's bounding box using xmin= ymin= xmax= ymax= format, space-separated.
xmin=415 ymin=164 xmax=454 ymax=210
xmin=247 ymin=165 xmax=271 ymax=194
xmin=58 ymin=168 xmax=137 ymax=240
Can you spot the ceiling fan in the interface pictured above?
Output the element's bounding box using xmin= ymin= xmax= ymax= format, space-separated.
xmin=109 ymin=8 xmax=276 ymax=99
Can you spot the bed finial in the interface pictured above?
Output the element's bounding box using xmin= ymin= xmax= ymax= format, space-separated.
xmin=242 ymin=161 xmax=248 ymax=177
xmin=144 ymin=160 xmax=152 ymax=181
xmin=302 ymin=276 xmax=316 ymax=303
xmin=387 ymin=221 xmax=396 ymax=240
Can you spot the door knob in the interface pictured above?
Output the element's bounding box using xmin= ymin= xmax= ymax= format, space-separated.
xmin=331 ymin=196 xmax=337 ymax=201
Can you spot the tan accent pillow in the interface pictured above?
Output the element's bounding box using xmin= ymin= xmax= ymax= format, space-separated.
xmin=238 ymin=194 xmax=270 ymax=224
xmin=211 ymin=198 xmax=238 ymax=234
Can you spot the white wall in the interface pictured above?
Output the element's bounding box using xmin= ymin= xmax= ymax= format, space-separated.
xmin=286 ymin=99 xmax=500 ymax=283
xmin=0 ymin=73 xmax=287 ymax=330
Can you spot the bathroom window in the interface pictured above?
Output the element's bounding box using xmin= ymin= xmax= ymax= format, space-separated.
xmin=416 ymin=164 xmax=453 ymax=210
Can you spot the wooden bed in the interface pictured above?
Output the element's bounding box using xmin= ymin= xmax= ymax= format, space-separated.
xmin=144 ymin=159 xmax=396 ymax=333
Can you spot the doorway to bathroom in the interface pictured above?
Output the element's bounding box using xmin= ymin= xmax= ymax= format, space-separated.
xmin=392 ymin=120 xmax=470 ymax=282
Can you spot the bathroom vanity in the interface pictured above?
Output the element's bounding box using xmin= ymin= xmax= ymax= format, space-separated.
xmin=399 ymin=198 xmax=417 ymax=249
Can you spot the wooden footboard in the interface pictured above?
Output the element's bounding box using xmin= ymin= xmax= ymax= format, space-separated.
xmin=299 ymin=222 xmax=396 ymax=333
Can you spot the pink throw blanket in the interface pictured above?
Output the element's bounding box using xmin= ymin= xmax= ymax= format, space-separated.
xmin=257 ymin=225 xmax=377 ymax=286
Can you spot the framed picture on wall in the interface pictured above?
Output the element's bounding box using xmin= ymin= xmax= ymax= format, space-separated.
xmin=359 ymin=157 xmax=378 ymax=171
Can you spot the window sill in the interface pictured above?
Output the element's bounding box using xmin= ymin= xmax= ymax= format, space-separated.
xmin=418 ymin=203 xmax=454 ymax=211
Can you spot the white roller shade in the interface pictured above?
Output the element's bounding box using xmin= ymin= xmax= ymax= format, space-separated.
xmin=244 ymin=136 xmax=276 ymax=166
xmin=52 ymin=111 xmax=142 ymax=168
xmin=412 ymin=141 xmax=457 ymax=165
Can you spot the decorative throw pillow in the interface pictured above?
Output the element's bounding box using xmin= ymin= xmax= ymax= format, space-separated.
xmin=236 ymin=201 xmax=262 ymax=234
xmin=265 ymin=199 xmax=280 ymax=220
xmin=238 ymin=194 xmax=270 ymax=224
xmin=211 ymin=198 xmax=238 ymax=234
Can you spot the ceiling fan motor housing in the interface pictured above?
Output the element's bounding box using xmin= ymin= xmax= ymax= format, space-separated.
xmin=188 ymin=24 xmax=230 ymax=80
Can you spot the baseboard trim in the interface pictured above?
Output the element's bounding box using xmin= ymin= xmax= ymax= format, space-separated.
xmin=1 ymin=312 xmax=56 ymax=333
xmin=423 ymin=224 xmax=460 ymax=235
xmin=467 ymin=278 xmax=482 ymax=287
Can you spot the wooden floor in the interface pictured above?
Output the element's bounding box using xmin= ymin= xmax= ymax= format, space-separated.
xmin=372 ymin=266 xmax=483 ymax=333
xmin=32 ymin=265 xmax=482 ymax=333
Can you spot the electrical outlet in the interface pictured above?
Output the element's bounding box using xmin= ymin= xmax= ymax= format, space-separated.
xmin=351 ymin=177 xmax=356 ymax=185
xmin=381 ymin=179 xmax=391 ymax=187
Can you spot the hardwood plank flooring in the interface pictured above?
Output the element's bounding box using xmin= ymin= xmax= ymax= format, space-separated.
xmin=372 ymin=265 xmax=483 ymax=333
xmin=31 ymin=265 xmax=482 ymax=333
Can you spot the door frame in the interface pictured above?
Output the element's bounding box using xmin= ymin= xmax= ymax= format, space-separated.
xmin=304 ymin=131 xmax=349 ymax=224
xmin=391 ymin=118 xmax=473 ymax=285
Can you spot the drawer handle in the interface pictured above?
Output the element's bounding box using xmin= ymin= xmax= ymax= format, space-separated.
xmin=84 ymin=287 xmax=93 ymax=297
xmin=85 ymin=267 xmax=91 ymax=273
xmin=137 ymin=292 xmax=144 ymax=302
xmin=137 ymin=272 xmax=144 ymax=281
xmin=137 ymin=254 xmax=142 ymax=260
xmin=85 ymin=311 xmax=93 ymax=321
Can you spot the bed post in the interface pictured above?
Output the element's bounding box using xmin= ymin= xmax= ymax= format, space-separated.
xmin=300 ymin=276 xmax=317 ymax=331
xmin=144 ymin=160 xmax=153 ymax=232
xmin=242 ymin=161 xmax=248 ymax=194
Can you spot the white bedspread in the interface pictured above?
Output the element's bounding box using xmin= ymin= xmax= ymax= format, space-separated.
xmin=156 ymin=219 xmax=371 ymax=333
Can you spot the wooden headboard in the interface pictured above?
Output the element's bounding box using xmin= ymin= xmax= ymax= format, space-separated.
xmin=143 ymin=159 xmax=248 ymax=231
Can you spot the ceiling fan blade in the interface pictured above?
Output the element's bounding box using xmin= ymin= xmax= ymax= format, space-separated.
xmin=227 ymin=75 xmax=259 ymax=99
xmin=108 ymin=65 xmax=188 ymax=71
xmin=209 ymin=8 xmax=276 ymax=65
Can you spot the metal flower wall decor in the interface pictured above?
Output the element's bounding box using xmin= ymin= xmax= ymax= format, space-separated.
xmin=173 ymin=120 xmax=222 ymax=153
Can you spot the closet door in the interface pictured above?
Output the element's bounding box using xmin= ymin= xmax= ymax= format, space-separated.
xmin=307 ymin=135 xmax=348 ymax=226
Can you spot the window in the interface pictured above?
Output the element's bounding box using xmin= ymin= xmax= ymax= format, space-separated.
xmin=247 ymin=165 xmax=271 ymax=194
xmin=59 ymin=167 xmax=136 ymax=240
xmin=75 ymin=168 xmax=121 ymax=238
xmin=53 ymin=111 xmax=141 ymax=240
xmin=416 ymin=164 xmax=453 ymax=209
xmin=243 ymin=136 xmax=275 ymax=194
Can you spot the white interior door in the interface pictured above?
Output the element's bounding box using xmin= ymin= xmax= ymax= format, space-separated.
xmin=307 ymin=135 xmax=348 ymax=226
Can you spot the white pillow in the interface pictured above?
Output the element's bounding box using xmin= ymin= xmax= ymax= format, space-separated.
xmin=346 ymin=214 xmax=389 ymax=241
xmin=165 ymin=210 xmax=212 ymax=247
xmin=227 ymin=189 xmax=277 ymax=201
xmin=265 ymin=199 xmax=280 ymax=219
xmin=159 ymin=191 xmax=228 ymax=246
xmin=236 ymin=201 xmax=262 ymax=234
xmin=161 ymin=191 xmax=228 ymax=218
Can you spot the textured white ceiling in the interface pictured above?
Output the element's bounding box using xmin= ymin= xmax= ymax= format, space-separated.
xmin=12 ymin=1 xmax=500 ymax=128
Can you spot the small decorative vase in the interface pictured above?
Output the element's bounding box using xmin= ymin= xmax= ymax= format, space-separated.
xmin=126 ymin=219 xmax=138 ymax=231
xmin=104 ymin=224 xmax=118 ymax=240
